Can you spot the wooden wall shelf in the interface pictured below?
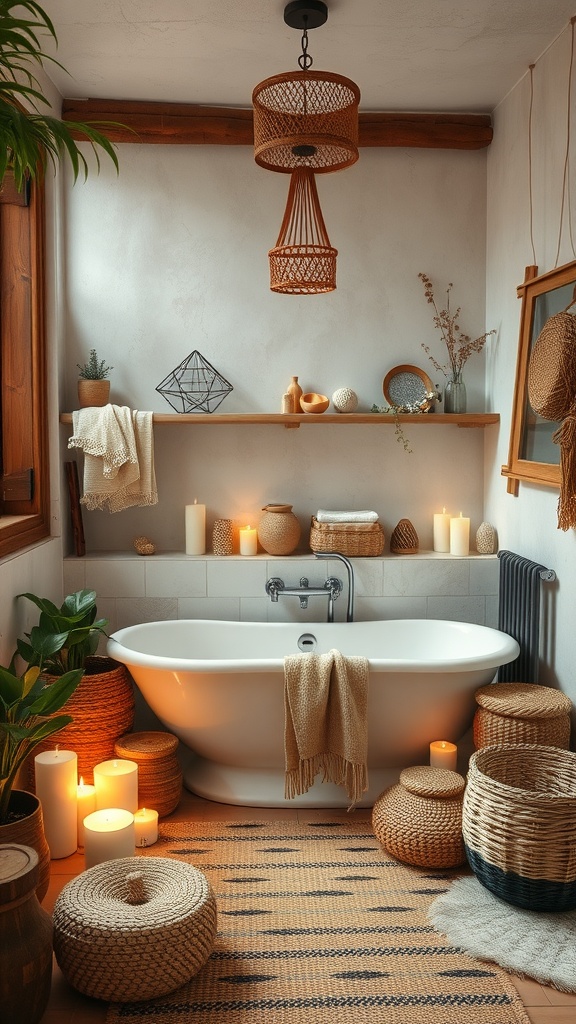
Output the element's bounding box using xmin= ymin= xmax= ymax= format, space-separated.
xmin=60 ymin=412 xmax=499 ymax=429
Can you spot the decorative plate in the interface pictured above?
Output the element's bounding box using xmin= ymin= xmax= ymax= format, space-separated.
xmin=383 ymin=364 xmax=436 ymax=412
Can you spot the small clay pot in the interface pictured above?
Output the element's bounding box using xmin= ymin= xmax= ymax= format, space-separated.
xmin=258 ymin=504 xmax=301 ymax=555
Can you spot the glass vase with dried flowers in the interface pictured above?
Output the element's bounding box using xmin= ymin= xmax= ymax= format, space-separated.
xmin=418 ymin=273 xmax=496 ymax=413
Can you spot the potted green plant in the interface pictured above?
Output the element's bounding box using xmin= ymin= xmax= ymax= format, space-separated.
xmin=17 ymin=589 xmax=135 ymax=782
xmin=77 ymin=349 xmax=113 ymax=408
xmin=0 ymin=0 xmax=119 ymax=193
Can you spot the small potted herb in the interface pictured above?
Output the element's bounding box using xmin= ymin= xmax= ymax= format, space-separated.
xmin=77 ymin=349 xmax=113 ymax=407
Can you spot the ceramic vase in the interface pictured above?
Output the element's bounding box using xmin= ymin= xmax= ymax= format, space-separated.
xmin=286 ymin=377 xmax=303 ymax=414
xmin=476 ymin=522 xmax=497 ymax=554
xmin=258 ymin=504 xmax=301 ymax=555
xmin=444 ymin=372 xmax=466 ymax=414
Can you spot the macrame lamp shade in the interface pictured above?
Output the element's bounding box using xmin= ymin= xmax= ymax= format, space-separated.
xmin=269 ymin=167 xmax=337 ymax=294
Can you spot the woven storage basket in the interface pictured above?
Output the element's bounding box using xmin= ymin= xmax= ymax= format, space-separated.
xmin=309 ymin=516 xmax=385 ymax=556
xmin=473 ymin=682 xmax=572 ymax=750
xmin=114 ymin=731 xmax=182 ymax=818
xmin=463 ymin=743 xmax=576 ymax=911
xmin=372 ymin=766 xmax=466 ymax=869
xmin=53 ymin=856 xmax=217 ymax=1002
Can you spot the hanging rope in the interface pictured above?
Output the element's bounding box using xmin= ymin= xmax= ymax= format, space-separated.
xmin=528 ymin=65 xmax=536 ymax=267
xmin=554 ymin=17 xmax=576 ymax=266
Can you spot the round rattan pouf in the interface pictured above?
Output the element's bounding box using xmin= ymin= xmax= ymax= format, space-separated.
xmin=473 ymin=682 xmax=572 ymax=751
xmin=53 ymin=856 xmax=217 ymax=1002
xmin=114 ymin=731 xmax=182 ymax=818
xmin=372 ymin=766 xmax=466 ymax=868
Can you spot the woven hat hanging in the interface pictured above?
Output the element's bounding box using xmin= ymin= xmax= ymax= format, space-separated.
xmin=528 ymin=290 xmax=576 ymax=530
xmin=269 ymin=167 xmax=337 ymax=293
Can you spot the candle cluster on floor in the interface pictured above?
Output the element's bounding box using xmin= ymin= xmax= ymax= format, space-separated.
xmin=433 ymin=508 xmax=470 ymax=556
xmin=34 ymin=748 xmax=159 ymax=868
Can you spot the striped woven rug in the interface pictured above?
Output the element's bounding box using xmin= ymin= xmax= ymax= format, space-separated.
xmin=106 ymin=819 xmax=530 ymax=1024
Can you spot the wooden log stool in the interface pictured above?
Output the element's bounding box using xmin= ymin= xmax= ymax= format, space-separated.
xmin=372 ymin=766 xmax=467 ymax=868
xmin=473 ymin=682 xmax=572 ymax=750
xmin=114 ymin=731 xmax=182 ymax=818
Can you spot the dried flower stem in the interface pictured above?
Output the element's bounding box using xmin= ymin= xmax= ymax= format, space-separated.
xmin=418 ymin=273 xmax=496 ymax=379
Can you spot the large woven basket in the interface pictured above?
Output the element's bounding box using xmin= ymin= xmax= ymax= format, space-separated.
xmin=473 ymin=682 xmax=572 ymax=750
xmin=309 ymin=516 xmax=385 ymax=556
xmin=114 ymin=731 xmax=182 ymax=818
xmin=463 ymin=743 xmax=576 ymax=911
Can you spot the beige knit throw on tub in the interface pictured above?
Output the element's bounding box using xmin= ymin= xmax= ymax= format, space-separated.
xmin=69 ymin=406 xmax=158 ymax=512
xmin=284 ymin=649 xmax=369 ymax=809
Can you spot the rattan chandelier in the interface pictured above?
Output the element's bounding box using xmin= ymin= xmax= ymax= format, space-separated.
xmin=252 ymin=1 xmax=360 ymax=174
xmin=269 ymin=167 xmax=337 ymax=293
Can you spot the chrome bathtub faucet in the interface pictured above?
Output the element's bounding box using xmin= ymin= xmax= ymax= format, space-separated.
xmin=314 ymin=552 xmax=355 ymax=622
xmin=265 ymin=575 xmax=343 ymax=622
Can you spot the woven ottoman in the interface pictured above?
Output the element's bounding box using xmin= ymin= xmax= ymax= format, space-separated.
xmin=114 ymin=731 xmax=183 ymax=817
xmin=372 ymin=766 xmax=466 ymax=868
xmin=473 ymin=682 xmax=572 ymax=750
xmin=53 ymin=856 xmax=217 ymax=1002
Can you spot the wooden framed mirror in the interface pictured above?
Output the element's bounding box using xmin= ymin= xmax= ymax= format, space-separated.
xmin=502 ymin=259 xmax=576 ymax=494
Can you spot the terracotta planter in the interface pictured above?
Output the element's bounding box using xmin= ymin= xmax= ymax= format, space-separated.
xmin=0 ymin=791 xmax=50 ymax=903
xmin=77 ymin=378 xmax=110 ymax=407
xmin=0 ymin=843 xmax=53 ymax=1024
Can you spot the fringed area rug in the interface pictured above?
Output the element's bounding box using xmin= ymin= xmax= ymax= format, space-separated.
xmin=430 ymin=874 xmax=576 ymax=993
xmin=106 ymin=820 xmax=530 ymax=1024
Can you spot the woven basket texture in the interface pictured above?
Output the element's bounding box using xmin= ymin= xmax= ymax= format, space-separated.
xmin=463 ymin=743 xmax=576 ymax=911
xmin=53 ymin=856 xmax=217 ymax=1002
xmin=309 ymin=516 xmax=385 ymax=556
xmin=473 ymin=682 xmax=572 ymax=750
xmin=372 ymin=766 xmax=466 ymax=869
xmin=390 ymin=518 xmax=419 ymax=554
xmin=114 ymin=732 xmax=182 ymax=818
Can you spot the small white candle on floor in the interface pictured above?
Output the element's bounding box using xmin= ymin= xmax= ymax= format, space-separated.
xmin=429 ymin=740 xmax=458 ymax=772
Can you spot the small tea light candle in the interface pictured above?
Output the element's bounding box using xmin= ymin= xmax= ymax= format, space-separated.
xmin=430 ymin=740 xmax=458 ymax=772
xmin=134 ymin=807 xmax=159 ymax=847
xmin=83 ymin=809 xmax=135 ymax=869
xmin=450 ymin=512 xmax=470 ymax=557
xmin=433 ymin=508 xmax=451 ymax=552
xmin=185 ymin=499 xmax=206 ymax=555
xmin=34 ymin=748 xmax=78 ymax=859
xmin=77 ymin=776 xmax=97 ymax=848
xmin=94 ymin=759 xmax=138 ymax=813
xmin=239 ymin=525 xmax=258 ymax=556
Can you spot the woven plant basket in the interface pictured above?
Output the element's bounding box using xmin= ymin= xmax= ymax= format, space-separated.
xmin=29 ymin=657 xmax=135 ymax=787
xmin=372 ymin=766 xmax=466 ymax=869
xmin=114 ymin=732 xmax=182 ymax=818
xmin=53 ymin=856 xmax=217 ymax=1002
xmin=309 ymin=516 xmax=385 ymax=556
xmin=463 ymin=743 xmax=576 ymax=911
xmin=473 ymin=682 xmax=572 ymax=750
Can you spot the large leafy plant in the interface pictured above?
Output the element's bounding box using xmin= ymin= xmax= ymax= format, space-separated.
xmin=17 ymin=589 xmax=109 ymax=675
xmin=0 ymin=0 xmax=119 ymax=190
xmin=0 ymin=658 xmax=82 ymax=823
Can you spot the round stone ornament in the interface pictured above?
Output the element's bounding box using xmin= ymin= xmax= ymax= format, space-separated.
xmin=332 ymin=387 xmax=358 ymax=413
xmin=476 ymin=521 xmax=497 ymax=554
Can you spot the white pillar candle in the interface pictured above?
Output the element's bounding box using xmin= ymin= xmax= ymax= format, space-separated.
xmin=433 ymin=508 xmax=451 ymax=552
xmin=239 ymin=525 xmax=258 ymax=556
xmin=83 ymin=809 xmax=135 ymax=869
xmin=430 ymin=740 xmax=458 ymax=771
xmin=34 ymin=748 xmax=78 ymax=859
xmin=94 ymin=759 xmax=139 ymax=812
xmin=450 ymin=512 xmax=470 ymax=556
xmin=77 ymin=776 xmax=97 ymax=848
xmin=134 ymin=807 xmax=159 ymax=848
xmin=185 ymin=499 xmax=206 ymax=554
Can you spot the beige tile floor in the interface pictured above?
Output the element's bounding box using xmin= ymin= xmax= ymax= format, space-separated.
xmin=39 ymin=790 xmax=576 ymax=1024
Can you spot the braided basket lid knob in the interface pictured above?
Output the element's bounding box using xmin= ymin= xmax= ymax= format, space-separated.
xmin=399 ymin=765 xmax=465 ymax=799
xmin=475 ymin=682 xmax=572 ymax=719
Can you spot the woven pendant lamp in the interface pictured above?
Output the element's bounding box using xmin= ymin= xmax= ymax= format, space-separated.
xmin=269 ymin=167 xmax=337 ymax=294
xmin=253 ymin=1 xmax=360 ymax=175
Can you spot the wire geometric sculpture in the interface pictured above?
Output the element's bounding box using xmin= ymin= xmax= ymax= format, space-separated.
xmin=156 ymin=351 xmax=233 ymax=414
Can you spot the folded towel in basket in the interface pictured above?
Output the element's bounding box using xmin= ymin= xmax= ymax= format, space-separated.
xmin=316 ymin=509 xmax=379 ymax=523
xmin=284 ymin=649 xmax=369 ymax=809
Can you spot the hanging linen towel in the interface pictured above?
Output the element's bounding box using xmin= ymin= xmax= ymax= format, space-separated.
xmin=316 ymin=509 xmax=379 ymax=523
xmin=68 ymin=406 xmax=158 ymax=512
xmin=284 ymin=649 xmax=369 ymax=809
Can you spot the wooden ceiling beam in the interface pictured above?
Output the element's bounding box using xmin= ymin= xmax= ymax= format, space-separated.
xmin=62 ymin=98 xmax=492 ymax=150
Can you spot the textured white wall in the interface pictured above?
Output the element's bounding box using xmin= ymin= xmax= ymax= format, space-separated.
xmin=62 ymin=143 xmax=490 ymax=554
xmin=485 ymin=24 xmax=576 ymax=710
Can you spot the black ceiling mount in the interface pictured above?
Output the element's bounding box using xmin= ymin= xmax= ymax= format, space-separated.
xmin=284 ymin=1 xmax=328 ymax=31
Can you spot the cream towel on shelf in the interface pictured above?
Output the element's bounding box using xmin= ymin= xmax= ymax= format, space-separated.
xmin=284 ymin=649 xmax=369 ymax=809
xmin=316 ymin=509 xmax=379 ymax=523
xmin=68 ymin=406 xmax=158 ymax=512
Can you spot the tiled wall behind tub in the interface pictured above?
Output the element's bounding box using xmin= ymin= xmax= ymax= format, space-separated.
xmin=63 ymin=551 xmax=499 ymax=636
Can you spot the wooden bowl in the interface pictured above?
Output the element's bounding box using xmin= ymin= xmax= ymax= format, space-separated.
xmin=300 ymin=392 xmax=330 ymax=414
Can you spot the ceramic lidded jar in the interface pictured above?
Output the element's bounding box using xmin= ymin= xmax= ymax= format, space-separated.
xmin=258 ymin=504 xmax=301 ymax=555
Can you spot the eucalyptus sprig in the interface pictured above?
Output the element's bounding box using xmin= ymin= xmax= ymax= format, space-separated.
xmin=0 ymin=0 xmax=120 ymax=190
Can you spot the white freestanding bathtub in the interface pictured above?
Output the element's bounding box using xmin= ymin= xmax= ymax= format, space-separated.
xmin=108 ymin=618 xmax=519 ymax=808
